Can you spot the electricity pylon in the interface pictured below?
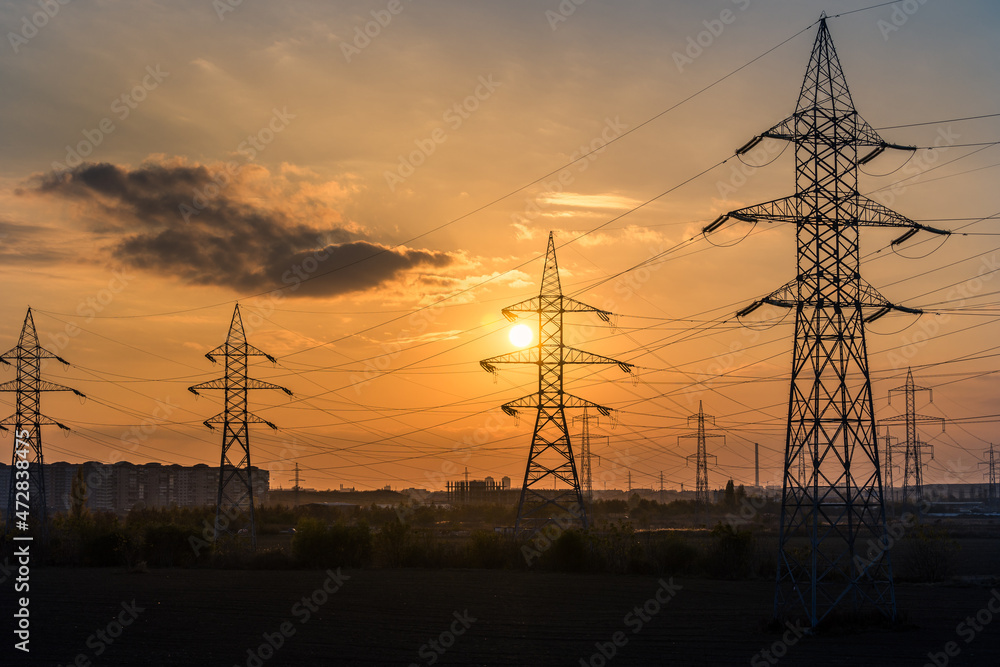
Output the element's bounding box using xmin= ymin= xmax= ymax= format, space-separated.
xmin=979 ymin=444 xmax=997 ymax=507
xmin=880 ymin=428 xmax=901 ymax=511
xmin=2 ymin=308 xmax=85 ymax=535
xmin=480 ymin=232 xmax=632 ymax=534
xmin=678 ymin=401 xmax=721 ymax=505
xmin=189 ymin=304 xmax=291 ymax=550
xmin=883 ymin=368 xmax=943 ymax=503
xmin=706 ymin=16 xmax=950 ymax=626
xmin=574 ymin=410 xmax=606 ymax=502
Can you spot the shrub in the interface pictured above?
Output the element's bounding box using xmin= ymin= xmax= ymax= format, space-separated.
xmin=291 ymin=518 xmax=372 ymax=568
xmin=704 ymin=523 xmax=754 ymax=579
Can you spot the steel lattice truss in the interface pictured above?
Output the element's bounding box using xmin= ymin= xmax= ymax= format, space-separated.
xmin=882 ymin=368 xmax=942 ymax=503
xmin=678 ymin=402 xmax=720 ymax=505
xmin=480 ymin=232 xmax=632 ymax=534
xmin=714 ymin=17 xmax=950 ymax=626
xmin=2 ymin=308 xmax=84 ymax=535
xmin=189 ymin=305 xmax=291 ymax=550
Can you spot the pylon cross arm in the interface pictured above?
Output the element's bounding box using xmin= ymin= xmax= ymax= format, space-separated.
xmin=1 ymin=413 xmax=70 ymax=430
xmin=203 ymin=411 xmax=278 ymax=431
xmin=245 ymin=378 xmax=293 ymax=395
xmin=560 ymin=296 xmax=613 ymax=321
xmin=480 ymin=349 xmax=540 ymax=375
xmin=188 ymin=377 xmax=227 ymax=394
xmin=562 ymin=347 xmax=633 ymax=373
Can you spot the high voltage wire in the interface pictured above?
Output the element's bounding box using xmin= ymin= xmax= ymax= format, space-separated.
xmin=14 ymin=17 xmax=1000 ymax=487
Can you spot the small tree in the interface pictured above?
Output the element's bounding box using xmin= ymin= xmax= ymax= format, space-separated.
xmin=70 ymin=468 xmax=89 ymax=521
xmin=722 ymin=480 xmax=736 ymax=508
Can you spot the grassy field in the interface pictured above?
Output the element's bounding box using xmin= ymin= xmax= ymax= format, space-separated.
xmin=5 ymin=566 xmax=1000 ymax=666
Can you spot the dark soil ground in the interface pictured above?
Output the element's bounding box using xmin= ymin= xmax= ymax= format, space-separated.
xmin=4 ymin=567 xmax=1000 ymax=667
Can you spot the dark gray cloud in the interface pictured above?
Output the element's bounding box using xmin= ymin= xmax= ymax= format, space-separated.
xmin=23 ymin=161 xmax=454 ymax=297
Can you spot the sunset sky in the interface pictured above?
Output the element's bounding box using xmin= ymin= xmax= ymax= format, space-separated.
xmin=1 ymin=0 xmax=998 ymax=492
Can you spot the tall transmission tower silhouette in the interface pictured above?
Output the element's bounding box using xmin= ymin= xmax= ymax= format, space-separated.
xmin=883 ymin=368 xmax=943 ymax=503
xmin=481 ymin=232 xmax=632 ymax=534
xmin=707 ymin=16 xmax=950 ymax=626
xmin=679 ymin=401 xmax=721 ymax=505
xmin=189 ymin=304 xmax=291 ymax=550
xmin=574 ymin=410 xmax=606 ymax=502
xmin=2 ymin=308 xmax=85 ymax=535
xmin=979 ymin=444 xmax=997 ymax=507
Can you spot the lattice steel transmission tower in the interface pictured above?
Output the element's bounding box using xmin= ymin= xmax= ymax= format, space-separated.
xmin=189 ymin=304 xmax=291 ymax=550
xmin=707 ymin=16 xmax=950 ymax=626
xmin=574 ymin=410 xmax=606 ymax=502
xmin=481 ymin=232 xmax=632 ymax=534
xmin=880 ymin=428 xmax=901 ymax=510
xmin=979 ymin=444 xmax=997 ymax=507
xmin=679 ymin=402 xmax=721 ymax=505
xmin=2 ymin=308 xmax=85 ymax=535
xmin=883 ymin=368 xmax=943 ymax=503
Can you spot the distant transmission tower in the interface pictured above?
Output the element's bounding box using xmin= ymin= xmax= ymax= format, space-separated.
xmin=189 ymin=304 xmax=291 ymax=550
xmin=707 ymin=16 xmax=950 ymax=626
xmin=293 ymin=462 xmax=303 ymax=508
xmin=880 ymin=428 xmax=900 ymax=510
xmin=575 ymin=411 xmax=595 ymax=502
xmin=481 ymin=232 xmax=632 ymax=534
xmin=883 ymin=368 xmax=943 ymax=503
xmin=980 ymin=444 xmax=998 ymax=507
xmin=2 ymin=308 xmax=85 ymax=535
xmin=678 ymin=401 xmax=721 ymax=505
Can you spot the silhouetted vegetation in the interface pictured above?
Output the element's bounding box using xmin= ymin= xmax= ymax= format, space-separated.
xmin=7 ymin=494 xmax=983 ymax=583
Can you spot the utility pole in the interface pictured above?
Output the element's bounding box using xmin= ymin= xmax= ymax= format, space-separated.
xmin=189 ymin=304 xmax=292 ymax=551
xmin=883 ymin=368 xmax=943 ymax=503
xmin=659 ymin=471 xmax=664 ymax=503
xmin=679 ymin=401 xmax=721 ymax=506
xmin=293 ymin=462 xmax=302 ymax=508
xmin=481 ymin=232 xmax=632 ymax=535
xmin=2 ymin=308 xmax=85 ymax=538
xmin=981 ymin=444 xmax=998 ymax=507
xmin=707 ymin=16 xmax=950 ymax=626
xmin=573 ymin=410 xmax=606 ymax=503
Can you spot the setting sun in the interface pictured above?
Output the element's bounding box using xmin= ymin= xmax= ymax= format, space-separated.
xmin=508 ymin=323 xmax=533 ymax=347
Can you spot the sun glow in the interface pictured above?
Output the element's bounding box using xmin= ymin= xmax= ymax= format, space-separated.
xmin=509 ymin=323 xmax=533 ymax=347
